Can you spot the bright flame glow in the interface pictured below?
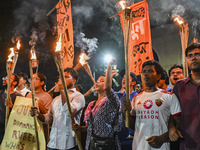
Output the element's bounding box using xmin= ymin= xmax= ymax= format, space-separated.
xmin=79 ymin=53 xmax=87 ymax=65
xmin=119 ymin=0 xmax=126 ymax=10
xmin=174 ymin=17 xmax=184 ymax=25
xmin=16 ymin=40 xmax=21 ymax=50
xmin=55 ymin=35 xmax=62 ymax=52
xmin=105 ymin=55 xmax=112 ymax=63
xmin=30 ymin=50 xmax=37 ymax=60
xmin=7 ymin=48 xmax=15 ymax=62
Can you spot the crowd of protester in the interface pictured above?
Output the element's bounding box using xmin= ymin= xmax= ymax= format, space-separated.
xmin=0 ymin=43 xmax=200 ymax=150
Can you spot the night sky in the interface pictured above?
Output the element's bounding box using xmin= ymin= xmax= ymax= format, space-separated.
xmin=0 ymin=0 xmax=199 ymax=92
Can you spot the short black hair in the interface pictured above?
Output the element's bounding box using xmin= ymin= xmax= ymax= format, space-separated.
xmin=64 ymin=68 xmax=79 ymax=81
xmin=12 ymin=73 xmax=19 ymax=87
xmin=134 ymin=81 xmax=143 ymax=91
xmin=168 ymin=64 xmax=183 ymax=76
xmin=37 ymin=73 xmax=46 ymax=91
xmin=160 ymin=70 xmax=169 ymax=85
xmin=119 ymin=69 xmax=138 ymax=82
xmin=142 ymin=60 xmax=163 ymax=75
xmin=185 ymin=43 xmax=200 ymax=56
xmin=17 ymin=72 xmax=29 ymax=83
xmin=53 ymin=76 xmax=59 ymax=83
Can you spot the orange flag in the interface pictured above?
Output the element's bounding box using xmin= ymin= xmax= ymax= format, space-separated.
xmin=56 ymin=0 xmax=74 ymax=68
xmin=119 ymin=0 xmax=154 ymax=75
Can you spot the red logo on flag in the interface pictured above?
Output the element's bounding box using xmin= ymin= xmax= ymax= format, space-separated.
xmin=137 ymin=101 xmax=141 ymax=105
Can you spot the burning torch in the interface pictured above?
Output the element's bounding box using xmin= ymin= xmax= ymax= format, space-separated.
xmin=73 ymin=52 xmax=96 ymax=85
xmin=5 ymin=48 xmax=15 ymax=128
xmin=29 ymin=49 xmax=40 ymax=150
xmin=53 ymin=35 xmax=83 ymax=150
xmin=12 ymin=40 xmax=21 ymax=73
xmin=80 ymin=53 xmax=96 ymax=85
xmin=119 ymin=0 xmax=132 ymax=128
xmin=174 ymin=16 xmax=189 ymax=77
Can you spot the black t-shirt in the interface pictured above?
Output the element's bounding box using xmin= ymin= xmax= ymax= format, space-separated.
xmin=0 ymin=90 xmax=21 ymax=128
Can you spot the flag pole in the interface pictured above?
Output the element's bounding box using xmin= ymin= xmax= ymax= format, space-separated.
xmin=123 ymin=8 xmax=132 ymax=128
xmin=46 ymin=0 xmax=64 ymax=16
xmin=125 ymin=8 xmax=132 ymax=128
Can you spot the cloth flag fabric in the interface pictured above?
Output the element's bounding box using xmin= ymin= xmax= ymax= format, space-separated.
xmin=119 ymin=0 xmax=154 ymax=75
xmin=56 ymin=0 xmax=74 ymax=68
xmin=1 ymin=96 xmax=45 ymax=150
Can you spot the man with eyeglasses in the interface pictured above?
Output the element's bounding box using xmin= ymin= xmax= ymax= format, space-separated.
xmin=126 ymin=60 xmax=182 ymax=150
xmin=0 ymin=73 xmax=20 ymax=144
xmin=168 ymin=64 xmax=184 ymax=90
xmin=26 ymin=72 xmax=53 ymax=146
xmin=173 ymin=43 xmax=200 ymax=150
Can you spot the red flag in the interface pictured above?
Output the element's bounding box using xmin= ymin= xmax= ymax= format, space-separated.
xmin=119 ymin=1 xmax=154 ymax=75
xmin=56 ymin=0 xmax=74 ymax=68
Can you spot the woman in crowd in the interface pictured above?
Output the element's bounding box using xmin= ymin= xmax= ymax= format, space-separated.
xmin=73 ymin=58 xmax=122 ymax=150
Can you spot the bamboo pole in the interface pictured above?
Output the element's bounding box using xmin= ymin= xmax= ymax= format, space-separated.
xmin=179 ymin=23 xmax=189 ymax=77
xmin=123 ymin=8 xmax=132 ymax=128
xmin=54 ymin=53 xmax=83 ymax=150
xmin=83 ymin=63 xmax=96 ymax=84
xmin=29 ymin=60 xmax=40 ymax=150
xmin=5 ymin=61 xmax=13 ymax=128
xmin=47 ymin=84 xmax=58 ymax=94
xmin=12 ymin=53 xmax=18 ymax=73
xmin=73 ymin=62 xmax=83 ymax=71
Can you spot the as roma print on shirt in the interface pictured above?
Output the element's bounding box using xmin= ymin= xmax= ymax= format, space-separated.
xmin=155 ymin=99 xmax=163 ymax=107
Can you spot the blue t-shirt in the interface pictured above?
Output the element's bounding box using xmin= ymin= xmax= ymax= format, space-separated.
xmin=115 ymin=91 xmax=138 ymax=142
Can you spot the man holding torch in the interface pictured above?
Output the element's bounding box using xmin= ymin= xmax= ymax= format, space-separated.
xmin=0 ymin=73 xmax=20 ymax=144
xmin=30 ymin=68 xmax=85 ymax=150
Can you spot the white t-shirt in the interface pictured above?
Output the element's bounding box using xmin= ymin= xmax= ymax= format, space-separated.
xmin=131 ymin=89 xmax=181 ymax=150
xmin=14 ymin=87 xmax=30 ymax=97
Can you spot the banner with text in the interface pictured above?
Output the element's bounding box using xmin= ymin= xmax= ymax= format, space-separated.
xmin=56 ymin=0 xmax=74 ymax=68
xmin=119 ymin=0 xmax=154 ymax=75
xmin=1 ymin=97 xmax=45 ymax=150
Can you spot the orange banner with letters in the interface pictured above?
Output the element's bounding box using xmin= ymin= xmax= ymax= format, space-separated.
xmin=56 ymin=0 xmax=74 ymax=68
xmin=119 ymin=0 xmax=154 ymax=75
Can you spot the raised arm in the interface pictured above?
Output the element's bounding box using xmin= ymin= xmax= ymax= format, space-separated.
xmin=105 ymin=58 xmax=116 ymax=96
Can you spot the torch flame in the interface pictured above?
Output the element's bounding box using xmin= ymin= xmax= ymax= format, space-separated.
xmin=16 ymin=40 xmax=21 ymax=50
xmin=174 ymin=17 xmax=184 ymax=25
xmin=30 ymin=50 xmax=37 ymax=60
xmin=55 ymin=35 xmax=62 ymax=52
xmin=79 ymin=53 xmax=87 ymax=65
xmin=119 ymin=0 xmax=126 ymax=10
xmin=7 ymin=48 xmax=15 ymax=62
